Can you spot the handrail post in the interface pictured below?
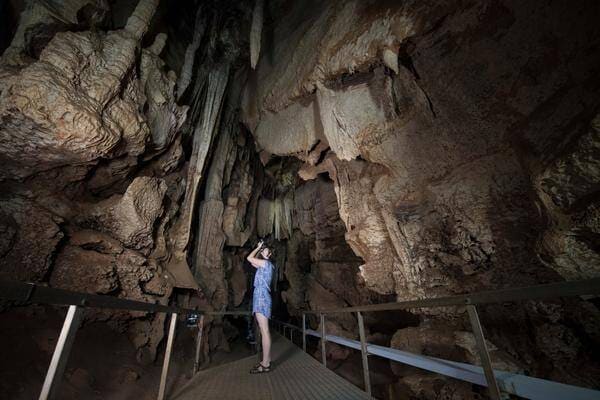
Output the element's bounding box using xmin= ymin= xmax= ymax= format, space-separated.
xmin=467 ymin=305 xmax=502 ymax=400
xmin=357 ymin=311 xmax=371 ymax=397
xmin=302 ymin=313 xmax=307 ymax=352
xmin=290 ymin=326 xmax=293 ymax=342
xmin=192 ymin=314 xmax=204 ymax=375
xmin=39 ymin=305 xmax=84 ymax=400
xmin=320 ymin=313 xmax=327 ymax=367
xmin=158 ymin=313 xmax=178 ymax=400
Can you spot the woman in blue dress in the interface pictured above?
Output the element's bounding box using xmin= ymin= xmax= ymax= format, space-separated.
xmin=246 ymin=239 xmax=274 ymax=373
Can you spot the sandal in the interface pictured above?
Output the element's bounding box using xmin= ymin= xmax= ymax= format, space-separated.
xmin=250 ymin=362 xmax=271 ymax=374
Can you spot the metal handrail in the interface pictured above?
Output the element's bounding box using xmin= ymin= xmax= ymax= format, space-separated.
xmin=273 ymin=277 xmax=600 ymax=400
xmin=302 ymin=277 xmax=600 ymax=314
xmin=4 ymin=277 xmax=600 ymax=400
xmin=0 ymin=280 xmax=198 ymax=314
xmin=0 ymin=280 xmax=251 ymax=400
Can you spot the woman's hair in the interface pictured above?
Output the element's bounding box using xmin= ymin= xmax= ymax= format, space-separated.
xmin=262 ymin=246 xmax=273 ymax=258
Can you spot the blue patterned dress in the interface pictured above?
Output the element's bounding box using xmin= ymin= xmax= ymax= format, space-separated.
xmin=252 ymin=260 xmax=274 ymax=318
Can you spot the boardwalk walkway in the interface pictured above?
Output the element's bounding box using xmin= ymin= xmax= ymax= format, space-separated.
xmin=171 ymin=333 xmax=371 ymax=400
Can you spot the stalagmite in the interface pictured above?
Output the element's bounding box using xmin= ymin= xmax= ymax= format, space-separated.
xmin=167 ymin=64 xmax=230 ymax=288
xmin=177 ymin=5 xmax=206 ymax=99
xmin=250 ymin=0 xmax=264 ymax=69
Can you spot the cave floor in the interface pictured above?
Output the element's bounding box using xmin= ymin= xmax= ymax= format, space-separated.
xmin=170 ymin=333 xmax=370 ymax=400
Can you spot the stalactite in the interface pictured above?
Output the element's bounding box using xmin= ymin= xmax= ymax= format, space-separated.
xmin=192 ymin=132 xmax=232 ymax=304
xmin=283 ymin=191 xmax=294 ymax=238
xmin=257 ymin=193 xmax=293 ymax=240
xmin=257 ymin=198 xmax=274 ymax=237
xmin=125 ymin=0 xmax=160 ymax=40
xmin=205 ymin=128 xmax=235 ymax=200
xmin=167 ymin=64 xmax=230 ymax=287
xmin=250 ymin=0 xmax=264 ymax=69
xmin=184 ymin=64 xmax=231 ymax=226
xmin=191 ymin=78 xmax=243 ymax=307
xmin=177 ymin=4 xmax=207 ymax=100
xmin=383 ymin=48 xmax=399 ymax=74
xmin=141 ymin=33 xmax=188 ymax=151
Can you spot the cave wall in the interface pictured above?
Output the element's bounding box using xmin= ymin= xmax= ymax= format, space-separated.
xmin=241 ymin=0 xmax=600 ymax=392
xmin=0 ymin=0 xmax=255 ymax=366
xmin=0 ymin=0 xmax=188 ymax=363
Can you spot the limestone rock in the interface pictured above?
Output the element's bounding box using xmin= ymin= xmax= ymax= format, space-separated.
xmin=281 ymin=230 xmax=312 ymax=314
xmin=129 ymin=311 xmax=167 ymax=363
xmin=118 ymin=369 xmax=140 ymax=384
xmin=539 ymin=114 xmax=600 ymax=210
xmin=140 ymin=33 xmax=188 ymax=151
xmin=87 ymin=156 xmax=139 ymax=197
xmin=306 ymin=277 xmax=355 ymax=332
xmin=151 ymin=137 xmax=184 ymax=176
xmin=390 ymin=325 xmax=521 ymax=376
xmin=392 ymin=373 xmax=480 ymax=400
xmin=50 ymin=245 xmax=118 ymax=294
xmin=69 ymin=229 xmax=124 ymax=255
xmin=0 ymin=0 xmax=160 ymax=180
xmin=243 ymin=0 xmax=600 ymax=387
xmin=115 ymin=249 xmax=155 ymax=306
xmin=226 ymin=252 xmax=247 ymax=307
xmin=223 ymin=140 xmax=257 ymax=247
xmin=0 ymin=199 xmax=63 ymax=281
xmin=142 ymin=274 xmax=169 ymax=297
xmin=81 ymin=177 xmax=167 ymax=251
xmin=1 ymin=0 xmax=99 ymax=66
xmin=194 ymin=199 xmax=227 ymax=307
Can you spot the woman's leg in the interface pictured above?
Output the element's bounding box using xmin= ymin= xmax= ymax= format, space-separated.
xmin=255 ymin=312 xmax=271 ymax=366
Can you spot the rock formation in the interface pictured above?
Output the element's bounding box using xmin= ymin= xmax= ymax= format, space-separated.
xmin=1 ymin=0 xmax=599 ymax=398
xmin=0 ymin=0 xmax=183 ymax=365
xmin=239 ymin=0 xmax=600 ymax=394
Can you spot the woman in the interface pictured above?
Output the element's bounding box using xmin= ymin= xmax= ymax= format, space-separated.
xmin=246 ymin=239 xmax=274 ymax=373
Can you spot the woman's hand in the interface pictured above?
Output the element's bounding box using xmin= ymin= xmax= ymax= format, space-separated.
xmin=247 ymin=239 xmax=267 ymax=268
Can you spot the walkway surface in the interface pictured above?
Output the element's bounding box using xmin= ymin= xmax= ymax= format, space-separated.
xmin=171 ymin=333 xmax=371 ymax=400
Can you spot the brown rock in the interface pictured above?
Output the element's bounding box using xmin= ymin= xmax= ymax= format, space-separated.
xmin=50 ymin=246 xmax=118 ymax=294
xmin=81 ymin=177 xmax=167 ymax=251
xmin=140 ymin=33 xmax=188 ymax=151
xmin=69 ymin=229 xmax=124 ymax=255
xmin=0 ymin=16 xmax=156 ymax=179
xmin=119 ymin=369 xmax=140 ymax=384
xmin=0 ymin=199 xmax=63 ymax=282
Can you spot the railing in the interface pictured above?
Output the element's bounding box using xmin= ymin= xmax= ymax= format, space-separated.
xmin=272 ymin=277 xmax=600 ymax=400
xmin=3 ymin=278 xmax=600 ymax=400
xmin=0 ymin=280 xmax=249 ymax=400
